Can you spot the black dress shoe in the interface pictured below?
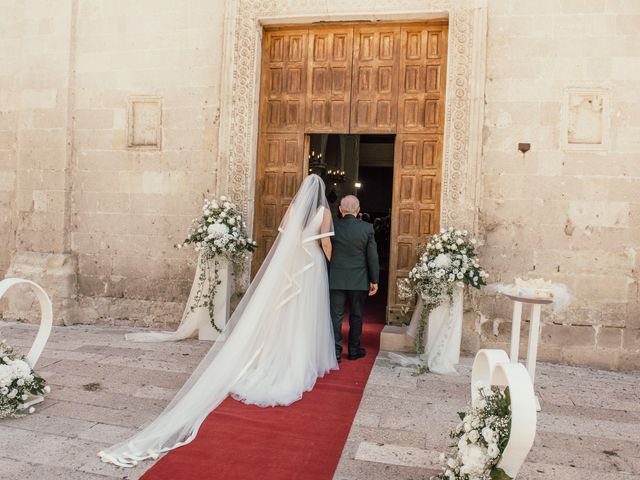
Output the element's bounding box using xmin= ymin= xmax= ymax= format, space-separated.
xmin=348 ymin=349 xmax=366 ymax=361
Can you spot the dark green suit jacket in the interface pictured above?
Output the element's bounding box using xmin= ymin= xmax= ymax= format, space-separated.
xmin=329 ymin=215 xmax=380 ymax=291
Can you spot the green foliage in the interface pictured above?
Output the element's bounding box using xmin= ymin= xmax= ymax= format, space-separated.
xmin=490 ymin=467 xmax=512 ymax=480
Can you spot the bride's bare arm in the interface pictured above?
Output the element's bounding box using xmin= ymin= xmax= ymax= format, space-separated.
xmin=320 ymin=208 xmax=332 ymax=261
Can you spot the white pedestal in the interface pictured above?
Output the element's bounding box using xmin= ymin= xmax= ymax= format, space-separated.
xmin=198 ymin=260 xmax=232 ymax=341
xmin=503 ymin=293 xmax=552 ymax=411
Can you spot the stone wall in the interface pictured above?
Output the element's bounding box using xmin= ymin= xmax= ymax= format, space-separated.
xmin=0 ymin=0 xmax=639 ymax=370
xmin=69 ymin=0 xmax=224 ymax=327
xmin=474 ymin=0 xmax=640 ymax=370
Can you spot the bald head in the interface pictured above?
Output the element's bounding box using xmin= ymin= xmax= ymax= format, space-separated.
xmin=340 ymin=195 xmax=360 ymax=216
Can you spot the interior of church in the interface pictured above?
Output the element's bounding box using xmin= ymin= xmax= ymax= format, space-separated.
xmin=308 ymin=133 xmax=394 ymax=296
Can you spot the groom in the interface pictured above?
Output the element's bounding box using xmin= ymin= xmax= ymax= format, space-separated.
xmin=329 ymin=195 xmax=379 ymax=362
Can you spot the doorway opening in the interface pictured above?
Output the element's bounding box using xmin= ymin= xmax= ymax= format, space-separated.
xmin=307 ymin=133 xmax=395 ymax=304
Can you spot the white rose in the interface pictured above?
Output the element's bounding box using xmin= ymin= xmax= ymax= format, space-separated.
xmin=21 ymin=393 xmax=28 ymax=401
xmin=468 ymin=430 xmax=480 ymax=443
xmin=456 ymin=272 xmax=463 ymax=279
xmin=228 ymin=218 xmax=235 ymax=225
xmin=434 ymin=253 xmax=452 ymax=269
xmin=8 ymin=389 xmax=17 ymax=398
xmin=456 ymin=238 xmax=463 ymax=245
xmin=44 ymin=385 xmax=51 ymax=393
xmin=482 ymin=427 xmax=495 ymax=443
xmin=459 ymin=444 xmax=487 ymax=476
xmin=207 ymin=223 xmax=230 ymax=238
xmin=28 ymin=406 xmax=35 ymax=414
xmin=16 ymin=379 xmax=24 ymax=386
xmin=488 ymin=443 xmax=500 ymax=458
xmin=10 ymin=359 xmax=31 ymax=379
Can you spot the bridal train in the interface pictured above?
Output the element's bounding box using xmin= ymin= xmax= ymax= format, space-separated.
xmin=98 ymin=175 xmax=337 ymax=467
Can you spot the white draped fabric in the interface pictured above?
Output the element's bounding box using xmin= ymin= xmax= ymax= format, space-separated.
xmin=390 ymin=287 xmax=463 ymax=375
xmin=125 ymin=255 xmax=213 ymax=342
xmin=98 ymin=175 xmax=338 ymax=467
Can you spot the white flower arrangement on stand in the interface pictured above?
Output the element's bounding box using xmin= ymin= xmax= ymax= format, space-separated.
xmin=177 ymin=196 xmax=256 ymax=332
xmin=0 ymin=339 xmax=49 ymax=418
xmin=399 ymin=227 xmax=488 ymax=354
xmin=434 ymin=384 xmax=512 ymax=480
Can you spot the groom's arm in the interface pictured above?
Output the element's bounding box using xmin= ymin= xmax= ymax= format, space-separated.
xmin=366 ymin=225 xmax=380 ymax=285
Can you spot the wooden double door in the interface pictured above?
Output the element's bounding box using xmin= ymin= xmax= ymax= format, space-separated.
xmin=253 ymin=21 xmax=448 ymax=321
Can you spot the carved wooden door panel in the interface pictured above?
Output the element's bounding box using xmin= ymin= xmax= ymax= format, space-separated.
xmin=398 ymin=24 xmax=448 ymax=134
xmin=252 ymin=133 xmax=306 ymax=273
xmin=260 ymin=29 xmax=308 ymax=133
xmin=387 ymin=134 xmax=442 ymax=319
xmin=306 ymin=27 xmax=353 ymax=133
xmin=350 ymin=25 xmax=400 ymax=133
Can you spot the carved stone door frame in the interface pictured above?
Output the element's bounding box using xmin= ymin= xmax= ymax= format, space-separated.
xmin=216 ymin=0 xmax=488 ymax=287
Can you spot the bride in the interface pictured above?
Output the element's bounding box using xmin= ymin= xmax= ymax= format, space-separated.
xmin=99 ymin=174 xmax=338 ymax=467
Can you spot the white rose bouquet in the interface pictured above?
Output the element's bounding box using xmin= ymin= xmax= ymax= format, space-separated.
xmin=0 ymin=339 xmax=49 ymax=418
xmin=434 ymin=384 xmax=512 ymax=480
xmin=177 ymin=196 xmax=257 ymax=331
xmin=398 ymin=227 xmax=488 ymax=353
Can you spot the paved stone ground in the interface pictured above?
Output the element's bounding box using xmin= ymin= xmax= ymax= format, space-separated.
xmin=1 ymin=321 xmax=639 ymax=480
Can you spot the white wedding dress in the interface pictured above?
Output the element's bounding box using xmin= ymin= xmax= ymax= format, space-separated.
xmin=99 ymin=175 xmax=338 ymax=467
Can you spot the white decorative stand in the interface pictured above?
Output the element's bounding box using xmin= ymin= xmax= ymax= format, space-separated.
xmin=471 ymin=349 xmax=537 ymax=479
xmin=198 ymin=260 xmax=231 ymax=341
xmin=399 ymin=286 xmax=464 ymax=375
xmin=0 ymin=278 xmax=53 ymax=407
xmin=503 ymin=293 xmax=552 ymax=411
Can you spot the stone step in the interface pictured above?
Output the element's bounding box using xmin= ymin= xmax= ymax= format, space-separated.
xmin=379 ymin=325 xmax=416 ymax=353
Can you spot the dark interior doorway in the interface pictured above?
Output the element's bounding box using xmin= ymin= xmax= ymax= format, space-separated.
xmin=308 ymin=133 xmax=395 ymax=298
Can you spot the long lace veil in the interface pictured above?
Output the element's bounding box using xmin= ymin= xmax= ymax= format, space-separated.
xmin=99 ymin=174 xmax=333 ymax=467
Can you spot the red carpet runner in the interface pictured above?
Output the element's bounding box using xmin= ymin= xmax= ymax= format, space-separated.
xmin=142 ymin=295 xmax=386 ymax=480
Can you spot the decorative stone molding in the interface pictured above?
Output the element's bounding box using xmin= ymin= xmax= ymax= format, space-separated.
xmin=127 ymin=95 xmax=163 ymax=150
xmin=216 ymin=0 xmax=488 ymax=283
xmin=561 ymin=87 xmax=610 ymax=152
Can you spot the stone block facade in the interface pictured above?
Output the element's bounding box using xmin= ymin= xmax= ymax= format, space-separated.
xmin=0 ymin=0 xmax=638 ymax=370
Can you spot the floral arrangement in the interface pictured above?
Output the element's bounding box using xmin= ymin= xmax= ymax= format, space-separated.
xmin=0 ymin=339 xmax=49 ymax=418
xmin=434 ymin=384 xmax=512 ymax=480
xmin=399 ymin=227 xmax=488 ymax=353
xmin=176 ymin=196 xmax=257 ymax=331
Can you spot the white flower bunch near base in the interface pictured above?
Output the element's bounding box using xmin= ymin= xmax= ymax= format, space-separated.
xmin=0 ymin=340 xmax=49 ymax=418
xmin=434 ymin=384 xmax=512 ymax=480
